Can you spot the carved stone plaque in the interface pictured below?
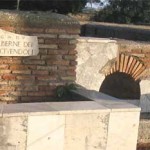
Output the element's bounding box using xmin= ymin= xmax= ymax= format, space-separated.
xmin=0 ymin=29 xmax=39 ymax=56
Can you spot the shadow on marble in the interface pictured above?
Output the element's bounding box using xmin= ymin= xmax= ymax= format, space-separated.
xmin=140 ymin=93 xmax=150 ymax=112
xmin=73 ymin=88 xmax=141 ymax=112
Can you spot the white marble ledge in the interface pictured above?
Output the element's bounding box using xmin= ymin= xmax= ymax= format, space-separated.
xmin=0 ymin=101 xmax=110 ymax=117
xmin=73 ymin=88 xmax=141 ymax=112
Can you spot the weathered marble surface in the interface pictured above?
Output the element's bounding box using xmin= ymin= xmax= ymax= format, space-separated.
xmin=0 ymin=116 xmax=27 ymax=150
xmin=73 ymin=88 xmax=140 ymax=150
xmin=106 ymin=112 xmax=140 ymax=150
xmin=64 ymin=113 xmax=109 ymax=150
xmin=75 ymin=37 xmax=150 ymax=113
xmin=0 ymin=91 xmax=140 ymax=150
xmin=27 ymin=115 xmax=65 ymax=150
xmin=76 ymin=37 xmax=118 ymax=91
xmin=73 ymin=88 xmax=140 ymax=112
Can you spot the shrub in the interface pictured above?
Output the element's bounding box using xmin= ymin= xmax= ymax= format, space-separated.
xmin=95 ymin=0 xmax=150 ymax=24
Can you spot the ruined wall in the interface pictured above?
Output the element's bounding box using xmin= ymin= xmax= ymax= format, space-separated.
xmin=117 ymin=40 xmax=150 ymax=112
xmin=76 ymin=37 xmax=150 ymax=112
xmin=0 ymin=11 xmax=80 ymax=103
xmin=81 ymin=22 xmax=150 ymax=41
xmin=117 ymin=40 xmax=150 ymax=77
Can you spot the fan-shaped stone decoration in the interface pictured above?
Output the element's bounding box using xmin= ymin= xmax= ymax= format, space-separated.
xmin=105 ymin=53 xmax=146 ymax=81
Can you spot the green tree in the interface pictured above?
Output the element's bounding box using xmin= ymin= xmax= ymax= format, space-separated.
xmin=0 ymin=0 xmax=16 ymax=10
xmin=0 ymin=0 xmax=87 ymax=14
xmin=95 ymin=0 xmax=150 ymax=24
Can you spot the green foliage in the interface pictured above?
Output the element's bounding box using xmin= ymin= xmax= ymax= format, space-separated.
xmin=95 ymin=0 xmax=150 ymax=24
xmin=0 ymin=0 xmax=87 ymax=14
xmin=0 ymin=1 xmax=17 ymax=10
xmin=56 ymin=83 xmax=77 ymax=100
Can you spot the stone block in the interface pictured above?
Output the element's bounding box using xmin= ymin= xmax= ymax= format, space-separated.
xmin=0 ymin=116 xmax=27 ymax=150
xmin=64 ymin=113 xmax=109 ymax=150
xmin=27 ymin=115 xmax=65 ymax=150
xmin=76 ymin=37 xmax=118 ymax=91
xmin=106 ymin=111 xmax=140 ymax=150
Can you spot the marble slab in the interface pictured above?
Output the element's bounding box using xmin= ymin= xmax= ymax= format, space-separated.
xmin=0 ymin=116 xmax=27 ymax=150
xmin=64 ymin=113 xmax=109 ymax=150
xmin=106 ymin=111 xmax=140 ymax=150
xmin=1 ymin=101 xmax=109 ymax=117
xmin=49 ymin=101 xmax=109 ymax=114
xmin=27 ymin=115 xmax=65 ymax=150
xmin=73 ymin=88 xmax=141 ymax=112
xmin=2 ymin=102 xmax=57 ymax=117
xmin=76 ymin=37 xmax=118 ymax=91
xmin=0 ymin=29 xmax=39 ymax=56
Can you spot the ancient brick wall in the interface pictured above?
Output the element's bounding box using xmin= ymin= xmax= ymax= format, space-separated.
xmin=0 ymin=11 xmax=80 ymax=103
xmin=81 ymin=22 xmax=150 ymax=78
xmin=81 ymin=22 xmax=150 ymax=41
xmin=117 ymin=40 xmax=150 ymax=79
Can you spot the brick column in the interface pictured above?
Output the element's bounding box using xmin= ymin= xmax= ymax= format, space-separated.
xmin=0 ymin=10 xmax=80 ymax=103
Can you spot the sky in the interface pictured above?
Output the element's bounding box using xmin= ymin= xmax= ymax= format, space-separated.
xmin=85 ymin=0 xmax=108 ymax=10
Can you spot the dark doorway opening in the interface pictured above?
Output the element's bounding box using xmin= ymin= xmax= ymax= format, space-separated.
xmin=99 ymin=72 xmax=140 ymax=99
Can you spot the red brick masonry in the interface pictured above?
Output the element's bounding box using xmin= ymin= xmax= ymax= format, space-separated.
xmin=0 ymin=11 xmax=80 ymax=103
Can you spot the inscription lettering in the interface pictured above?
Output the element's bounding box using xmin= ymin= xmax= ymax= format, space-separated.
xmin=0 ymin=29 xmax=39 ymax=56
xmin=0 ymin=49 xmax=32 ymax=55
xmin=23 ymin=42 xmax=33 ymax=47
xmin=0 ymin=41 xmax=20 ymax=47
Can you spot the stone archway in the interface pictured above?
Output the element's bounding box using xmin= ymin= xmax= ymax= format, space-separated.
xmin=99 ymin=53 xmax=146 ymax=99
xmin=99 ymin=72 xmax=141 ymax=99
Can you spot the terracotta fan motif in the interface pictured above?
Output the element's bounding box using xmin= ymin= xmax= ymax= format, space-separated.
xmin=106 ymin=53 xmax=146 ymax=81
